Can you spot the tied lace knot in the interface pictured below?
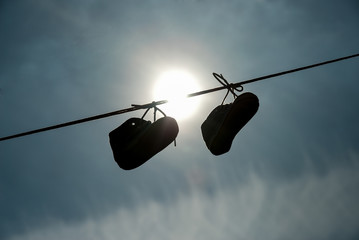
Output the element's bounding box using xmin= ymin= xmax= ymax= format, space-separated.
xmin=213 ymin=73 xmax=243 ymax=105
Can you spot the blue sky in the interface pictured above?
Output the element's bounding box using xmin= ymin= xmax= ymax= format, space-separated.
xmin=1 ymin=0 xmax=359 ymax=239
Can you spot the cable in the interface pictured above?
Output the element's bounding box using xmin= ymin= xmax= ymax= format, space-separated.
xmin=186 ymin=53 xmax=359 ymax=98
xmin=1 ymin=53 xmax=358 ymax=142
xmin=0 ymin=100 xmax=168 ymax=141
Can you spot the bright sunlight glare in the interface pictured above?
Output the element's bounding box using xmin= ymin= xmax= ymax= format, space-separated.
xmin=153 ymin=70 xmax=201 ymax=121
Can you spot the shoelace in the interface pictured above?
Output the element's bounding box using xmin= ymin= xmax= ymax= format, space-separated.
xmin=213 ymin=73 xmax=243 ymax=105
xmin=132 ymin=102 xmax=177 ymax=147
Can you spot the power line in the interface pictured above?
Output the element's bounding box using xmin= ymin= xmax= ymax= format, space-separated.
xmin=1 ymin=53 xmax=358 ymax=142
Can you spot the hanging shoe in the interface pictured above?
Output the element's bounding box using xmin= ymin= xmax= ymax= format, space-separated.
xmin=109 ymin=116 xmax=179 ymax=170
xmin=201 ymin=92 xmax=259 ymax=155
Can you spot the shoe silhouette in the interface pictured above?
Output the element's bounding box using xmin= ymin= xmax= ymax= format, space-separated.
xmin=201 ymin=92 xmax=259 ymax=155
xmin=109 ymin=116 xmax=179 ymax=170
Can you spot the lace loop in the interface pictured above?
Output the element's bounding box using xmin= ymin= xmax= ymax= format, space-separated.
xmin=132 ymin=101 xmax=166 ymax=121
xmin=213 ymin=73 xmax=243 ymax=104
xmin=133 ymin=102 xmax=176 ymax=146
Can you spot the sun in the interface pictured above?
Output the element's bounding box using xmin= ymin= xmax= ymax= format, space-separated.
xmin=153 ymin=70 xmax=201 ymax=121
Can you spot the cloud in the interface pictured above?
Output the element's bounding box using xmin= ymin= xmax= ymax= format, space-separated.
xmin=8 ymin=151 xmax=359 ymax=240
xmin=1 ymin=0 xmax=359 ymax=239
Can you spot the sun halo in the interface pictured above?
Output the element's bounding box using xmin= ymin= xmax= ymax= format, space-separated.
xmin=153 ymin=70 xmax=201 ymax=121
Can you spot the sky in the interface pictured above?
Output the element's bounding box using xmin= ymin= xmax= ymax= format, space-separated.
xmin=0 ymin=0 xmax=359 ymax=239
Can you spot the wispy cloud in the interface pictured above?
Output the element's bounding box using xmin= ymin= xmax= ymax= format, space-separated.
xmin=9 ymin=151 xmax=359 ymax=240
xmin=1 ymin=0 xmax=359 ymax=239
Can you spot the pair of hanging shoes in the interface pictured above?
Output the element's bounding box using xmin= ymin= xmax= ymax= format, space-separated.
xmin=109 ymin=116 xmax=179 ymax=170
xmin=201 ymin=92 xmax=259 ymax=155
xmin=109 ymin=87 xmax=258 ymax=169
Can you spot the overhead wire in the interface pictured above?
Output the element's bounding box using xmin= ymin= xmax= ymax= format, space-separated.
xmin=1 ymin=53 xmax=358 ymax=142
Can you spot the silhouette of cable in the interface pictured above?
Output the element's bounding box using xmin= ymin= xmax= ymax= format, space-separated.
xmin=1 ymin=53 xmax=358 ymax=142
xmin=186 ymin=53 xmax=359 ymax=98
xmin=0 ymin=100 xmax=168 ymax=141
